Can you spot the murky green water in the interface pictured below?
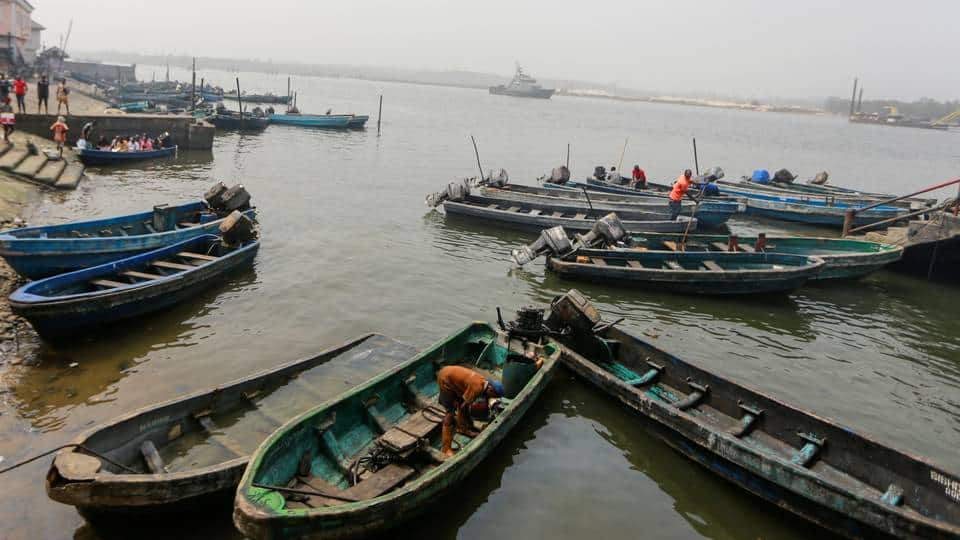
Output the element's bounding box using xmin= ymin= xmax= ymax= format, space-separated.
xmin=0 ymin=65 xmax=958 ymax=539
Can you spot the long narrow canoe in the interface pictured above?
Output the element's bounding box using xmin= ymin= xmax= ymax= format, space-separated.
xmin=720 ymin=178 xmax=936 ymax=208
xmin=546 ymin=250 xmax=823 ymax=294
xmin=78 ymin=146 xmax=177 ymax=166
xmin=742 ymin=196 xmax=910 ymax=228
xmin=545 ymin=290 xmax=960 ymax=539
xmin=0 ymin=201 xmax=255 ymax=279
xmin=269 ymin=114 xmax=352 ymax=129
xmin=713 ymin=181 xmax=919 ymax=210
xmin=45 ymin=334 xmax=417 ymax=517
xmin=212 ymin=114 xmax=270 ymax=132
xmin=442 ymin=198 xmax=696 ymax=233
xmin=478 ymin=184 xmax=738 ymax=228
xmin=234 ymin=320 xmax=560 ymax=539
xmin=346 ymin=115 xmax=369 ymax=129
xmin=626 ymin=232 xmax=903 ymax=280
xmin=11 ymin=234 xmax=259 ymax=339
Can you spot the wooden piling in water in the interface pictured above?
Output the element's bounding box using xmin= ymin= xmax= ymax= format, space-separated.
xmin=377 ymin=94 xmax=383 ymax=135
xmin=236 ymin=78 xmax=244 ymax=129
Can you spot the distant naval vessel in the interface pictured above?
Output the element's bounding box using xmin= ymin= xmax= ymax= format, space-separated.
xmin=489 ymin=65 xmax=554 ymax=99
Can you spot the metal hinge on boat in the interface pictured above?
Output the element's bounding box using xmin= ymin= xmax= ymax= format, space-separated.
xmin=791 ymin=432 xmax=826 ymax=468
xmin=729 ymin=402 xmax=764 ymax=438
xmin=674 ymin=379 xmax=709 ymax=411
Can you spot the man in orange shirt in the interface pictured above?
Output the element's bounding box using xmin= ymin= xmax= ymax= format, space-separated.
xmin=437 ymin=365 xmax=504 ymax=457
xmin=668 ymin=169 xmax=694 ymax=220
xmin=50 ymin=116 xmax=69 ymax=158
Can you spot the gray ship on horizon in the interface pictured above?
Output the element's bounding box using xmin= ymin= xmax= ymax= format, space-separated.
xmin=489 ymin=65 xmax=554 ymax=99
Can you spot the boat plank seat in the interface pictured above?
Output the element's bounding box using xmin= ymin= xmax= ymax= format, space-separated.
xmin=177 ymin=222 xmax=195 ymax=229
xmin=665 ymin=261 xmax=683 ymax=270
xmin=702 ymin=260 xmax=724 ymax=272
xmin=529 ymin=209 xmax=542 ymax=216
xmin=120 ymin=270 xmax=165 ymax=280
xmin=152 ymin=260 xmax=194 ymax=271
xmin=739 ymin=244 xmax=756 ymax=253
xmin=177 ymin=251 xmax=218 ymax=262
xmin=711 ymin=241 xmax=737 ymax=252
xmin=506 ymin=206 xmax=520 ymax=213
xmin=91 ymin=279 xmax=128 ymax=289
xmin=140 ymin=440 xmax=165 ymax=474
xmin=551 ymin=211 xmax=563 ymax=217
xmin=342 ymin=463 xmax=415 ymax=500
xmin=626 ymin=260 xmax=644 ymax=268
xmin=590 ymin=258 xmax=607 ymax=266
xmin=196 ymin=416 xmax=246 ymax=457
xmin=574 ymin=213 xmax=586 ymax=220
xmin=487 ymin=203 xmax=498 ymax=209
xmin=378 ymin=407 xmax=445 ymax=454
xmin=663 ymin=241 xmax=680 ymax=251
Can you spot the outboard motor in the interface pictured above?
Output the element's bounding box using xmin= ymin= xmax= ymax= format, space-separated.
xmin=545 ymin=289 xmax=603 ymax=337
xmin=695 ymin=166 xmax=725 ymax=184
xmin=219 ymin=210 xmax=258 ymax=246
xmin=809 ymin=171 xmax=829 ymax=185
xmin=485 ymin=168 xmax=509 ymax=187
xmin=204 ymin=182 xmax=251 ymax=213
xmin=425 ymin=180 xmax=470 ymax=208
xmin=549 ymin=165 xmax=571 ymax=184
xmin=204 ymin=181 xmax=228 ymax=209
xmin=498 ymin=305 xmax=551 ymax=399
xmin=773 ymin=168 xmax=797 ymax=184
xmin=511 ymin=226 xmax=574 ymax=266
xmin=593 ymin=165 xmax=607 ymax=181
xmin=574 ymin=213 xmax=628 ymax=248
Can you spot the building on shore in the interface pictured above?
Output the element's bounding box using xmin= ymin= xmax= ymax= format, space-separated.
xmin=0 ymin=0 xmax=42 ymax=73
xmin=61 ymin=59 xmax=136 ymax=83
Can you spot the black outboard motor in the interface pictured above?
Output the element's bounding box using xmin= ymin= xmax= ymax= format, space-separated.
xmin=204 ymin=181 xmax=228 ymax=208
xmin=205 ymin=181 xmax=251 ymax=213
xmin=574 ymin=213 xmax=628 ymax=248
xmin=549 ymin=165 xmax=571 ymax=184
xmin=546 ymin=289 xmax=602 ymax=336
xmin=498 ymin=305 xmax=552 ymax=399
xmin=773 ymin=168 xmax=797 ymax=184
xmin=485 ymin=169 xmax=509 ymax=187
xmin=511 ymin=226 xmax=574 ymax=266
xmin=593 ymin=166 xmax=607 ymax=181
xmin=219 ymin=210 xmax=258 ymax=246
xmin=694 ymin=166 xmax=725 ymax=184
xmin=425 ymin=180 xmax=470 ymax=208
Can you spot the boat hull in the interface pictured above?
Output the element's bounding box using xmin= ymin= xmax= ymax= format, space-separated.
xmin=268 ymin=114 xmax=352 ymax=128
xmin=78 ymin=146 xmax=177 ymax=166
xmin=442 ymin=200 xmax=695 ymax=233
xmin=488 ymin=86 xmax=554 ymax=99
xmin=10 ymin=235 xmax=260 ymax=339
xmin=0 ymin=202 xmax=257 ymax=279
xmin=45 ymin=334 xmax=417 ymax=516
xmin=212 ymin=115 xmax=270 ymax=131
xmin=743 ymin=198 xmax=905 ymax=228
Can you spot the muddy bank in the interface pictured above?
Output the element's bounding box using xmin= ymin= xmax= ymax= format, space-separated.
xmin=0 ymin=172 xmax=44 ymax=364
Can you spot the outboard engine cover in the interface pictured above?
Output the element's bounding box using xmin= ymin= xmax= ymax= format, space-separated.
xmin=511 ymin=226 xmax=574 ymax=266
xmin=550 ymin=165 xmax=571 ymax=184
xmin=773 ymin=168 xmax=797 ymax=184
xmin=809 ymin=171 xmax=829 ymax=185
xmin=485 ymin=169 xmax=509 ymax=187
xmin=593 ymin=166 xmax=607 ymax=181
xmin=546 ymin=289 xmax=602 ymax=335
xmin=204 ymin=181 xmax=229 ymax=209
xmin=574 ymin=213 xmax=628 ymax=248
xmin=219 ymin=184 xmax=251 ymax=212
xmin=219 ymin=210 xmax=257 ymax=245
xmin=695 ymin=166 xmax=725 ymax=184
xmin=426 ymin=180 xmax=471 ymax=207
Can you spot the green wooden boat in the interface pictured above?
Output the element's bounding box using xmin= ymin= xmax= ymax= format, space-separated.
xmin=627 ymin=233 xmax=904 ymax=280
xmin=234 ymin=320 xmax=561 ymax=539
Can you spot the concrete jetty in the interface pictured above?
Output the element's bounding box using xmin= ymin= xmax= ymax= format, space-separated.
xmin=13 ymin=114 xmax=215 ymax=151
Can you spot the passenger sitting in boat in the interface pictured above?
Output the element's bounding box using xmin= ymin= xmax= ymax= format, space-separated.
xmin=157 ymin=132 xmax=171 ymax=148
xmin=142 ymin=137 xmax=153 ymax=151
xmin=130 ymin=138 xmax=140 ymax=152
xmin=608 ymin=166 xmax=621 ymax=183
xmin=669 ymin=169 xmax=694 ymax=220
xmin=76 ymin=137 xmax=88 ymax=150
xmin=631 ymin=164 xmax=647 ymax=189
xmin=437 ymin=365 xmax=506 ymax=458
xmin=96 ymin=136 xmax=110 ymax=150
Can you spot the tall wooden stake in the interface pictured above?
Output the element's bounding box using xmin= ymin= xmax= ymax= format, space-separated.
xmin=617 ymin=137 xmax=628 ymax=172
xmin=377 ymin=94 xmax=383 ymax=135
xmin=692 ymin=137 xmax=699 ymax=175
xmin=287 ymin=76 xmax=291 ymax=101
xmin=190 ymin=58 xmax=196 ymax=111
xmin=566 ymin=143 xmax=570 ymax=169
xmin=471 ymin=135 xmax=484 ymax=180
xmin=236 ymin=78 xmax=244 ymax=129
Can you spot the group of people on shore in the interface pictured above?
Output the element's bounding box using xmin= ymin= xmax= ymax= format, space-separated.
xmin=0 ymin=74 xmax=69 ymax=115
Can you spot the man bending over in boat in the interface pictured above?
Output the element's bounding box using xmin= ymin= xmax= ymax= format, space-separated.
xmin=437 ymin=365 xmax=506 ymax=458
xmin=669 ymin=169 xmax=694 ymax=220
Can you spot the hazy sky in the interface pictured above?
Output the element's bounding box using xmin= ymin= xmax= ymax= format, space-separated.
xmin=33 ymin=0 xmax=959 ymax=101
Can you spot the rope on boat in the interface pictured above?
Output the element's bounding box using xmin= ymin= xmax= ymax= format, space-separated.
xmin=0 ymin=444 xmax=138 ymax=475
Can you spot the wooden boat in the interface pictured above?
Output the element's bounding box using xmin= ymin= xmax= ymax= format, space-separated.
xmin=234 ymin=319 xmax=561 ymax=539
xmin=0 ymin=201 xmax=256 ymax=279
xmin=268 ymin=113 xmax=352 ymax=129
xmin=211 ymin=114 xmax=270 ymax=132
xmin=45 ymin=334 xmax=418 ymax=516
xmin=442 ymin=198 xmax=696 ymax=233
xmin=478 ymin=184 xmax=739 ymax=228
xmin=713 ymin=180 xmax=922 ymax=210
xmin=626 ymin=232 xmax=903 ymax=280
xmin=546 ymin=250 xmax=823 ymax=294
xmin=545 ymin=289 xmax=960 ymax=539
xmin=722 ymin=178 xmax=936 ymax=208
xmin=10 ymin=234 xmax=259 ymax=339
xmin=866 ymin=209 xmax=960 ymax=282
xmin=346 ymin=115 xmax=369 ymax=129
xmin=78 ymin=146 xmax=177 ymax=166
xmin=742 ymin=196 xmax=911 ymax=228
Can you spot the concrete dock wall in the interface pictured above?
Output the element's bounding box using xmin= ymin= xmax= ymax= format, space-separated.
xmin=12 ymin=114 xmax=215 ymax=150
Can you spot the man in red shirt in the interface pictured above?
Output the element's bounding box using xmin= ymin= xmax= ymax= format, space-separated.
xmin=631 ymin=164 xmax=647 ymax=189
xmin=13 ymin=76 xmax=27 ymax=114
xmin=437 ymin=365 xmax=504 ymax=457
xmin=669 ymin=169 xmax=694 ymax=220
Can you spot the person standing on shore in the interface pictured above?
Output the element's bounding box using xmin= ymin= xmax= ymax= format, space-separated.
xmin=37 ymin=75 xmax=49 ymax=115
xmin=0 ymin=74 xmax=10 ymax=106
xmin=13 ymin=75 xmax=26 ymax=114
xmin=50 ymin=116 xmax=69 ymax=158
xmin=0 ymin=99 xmax=14 ymax=142
xmin=56 ymin=79 xmax=70 ymax=116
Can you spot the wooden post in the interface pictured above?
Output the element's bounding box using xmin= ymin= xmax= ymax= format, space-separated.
xmin=377 ymin=94 xmax=383 ymax=135
xmin=236 ymin=78 xmax=244 ymax=129
xmin=470 ymin=135 xmax=484 ymax=180
xmin=566 ymin=143 xmax=570 ymax=169
xmin=190 ymin=58 xmax=196 ymax=111
xmin=287 ymin=76 xmax=291 ymax=102
xmin=857 ymin=87 xmax=864 ymax=113
xmin=849 ymin=77 xmax=858 ymax=118
xmin=692 ymin=137 xmax=699 ymax=175
xmin=841 ymin=209 xmax=854 ymax=237
xmin=617 ymin=137 xmax=628 ymax=172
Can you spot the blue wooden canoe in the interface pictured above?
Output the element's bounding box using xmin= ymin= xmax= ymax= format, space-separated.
xmin=212 ymin=114 xmax=270 ymax=132
xmin=346 ymin=115 xmax=369 ymax=128
xmin=268 ymin=114 xmax=352 ymax=129
xmin=10 ymin=234 xmax=259 ymax=339
xmin=0 ymin=201 xmax=256 ymax=279
xmin=234 ymin=321 xmax=560 ymax=539
xmin=546 ymin=250 xmax=824 ymax=294
xmin=78 ymin=146 xmax=177 ymax=166
xmin=741 ymin=197 xmax=909 ymax=227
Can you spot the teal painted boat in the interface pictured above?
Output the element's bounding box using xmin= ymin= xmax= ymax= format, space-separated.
xmin=546 ymin=250 xmax=824 ymax=294
xmin=233 ymin=319 xmax=560 ymax=539
xmin=626 ymin=232 xmax=903 ymax=280
xmin=268 ymin=114 xmax=351 ymax=129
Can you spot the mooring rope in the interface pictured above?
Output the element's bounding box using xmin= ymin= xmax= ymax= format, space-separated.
xmin=0 ymin=444 xmax=138 ymax=475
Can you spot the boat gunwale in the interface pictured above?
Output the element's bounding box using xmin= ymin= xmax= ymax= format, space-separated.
xmin=441 ymin=199 xmax=696 ymax=231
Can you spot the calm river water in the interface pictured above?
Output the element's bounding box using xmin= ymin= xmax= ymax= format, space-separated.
xmin=0 ymin=66 xmax=958 ymax=540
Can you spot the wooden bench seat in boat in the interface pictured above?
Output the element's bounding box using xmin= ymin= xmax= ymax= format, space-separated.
xmin=178 ymin=251 xmax=218 ymax=262
xmin=626 ymin=260 xmax=644 ymax=268
xmin=665 ymin=261 xmax=683 ymax=270
xmin=574 ymin=213 xmax=586 ymax=220
xmin=91 ymin=279 xmax=128 ymax=289
xmin=295 ymin=464 xmax=416 ymax=508
xmin=196 ymin=415 xmax=247 ymax=457
xmin=152 ymin=260 xmax=194 ymax=271
xmin=378 ymin=407 xmax=445 ymax=454
xmin=702 ymin=260 xmax=724 ymax=272
xmin=551 ymin=211 xmax=563 ymax=217
xmin=590 ymin=258 xmax=607 ymax=266
xmin=663 ymin=241 xmax=679 ymax=252
xmin=711 ymin=241 xmax=734 ymax=252
xmin=120 ymin=270 xmax=165 ymax=280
